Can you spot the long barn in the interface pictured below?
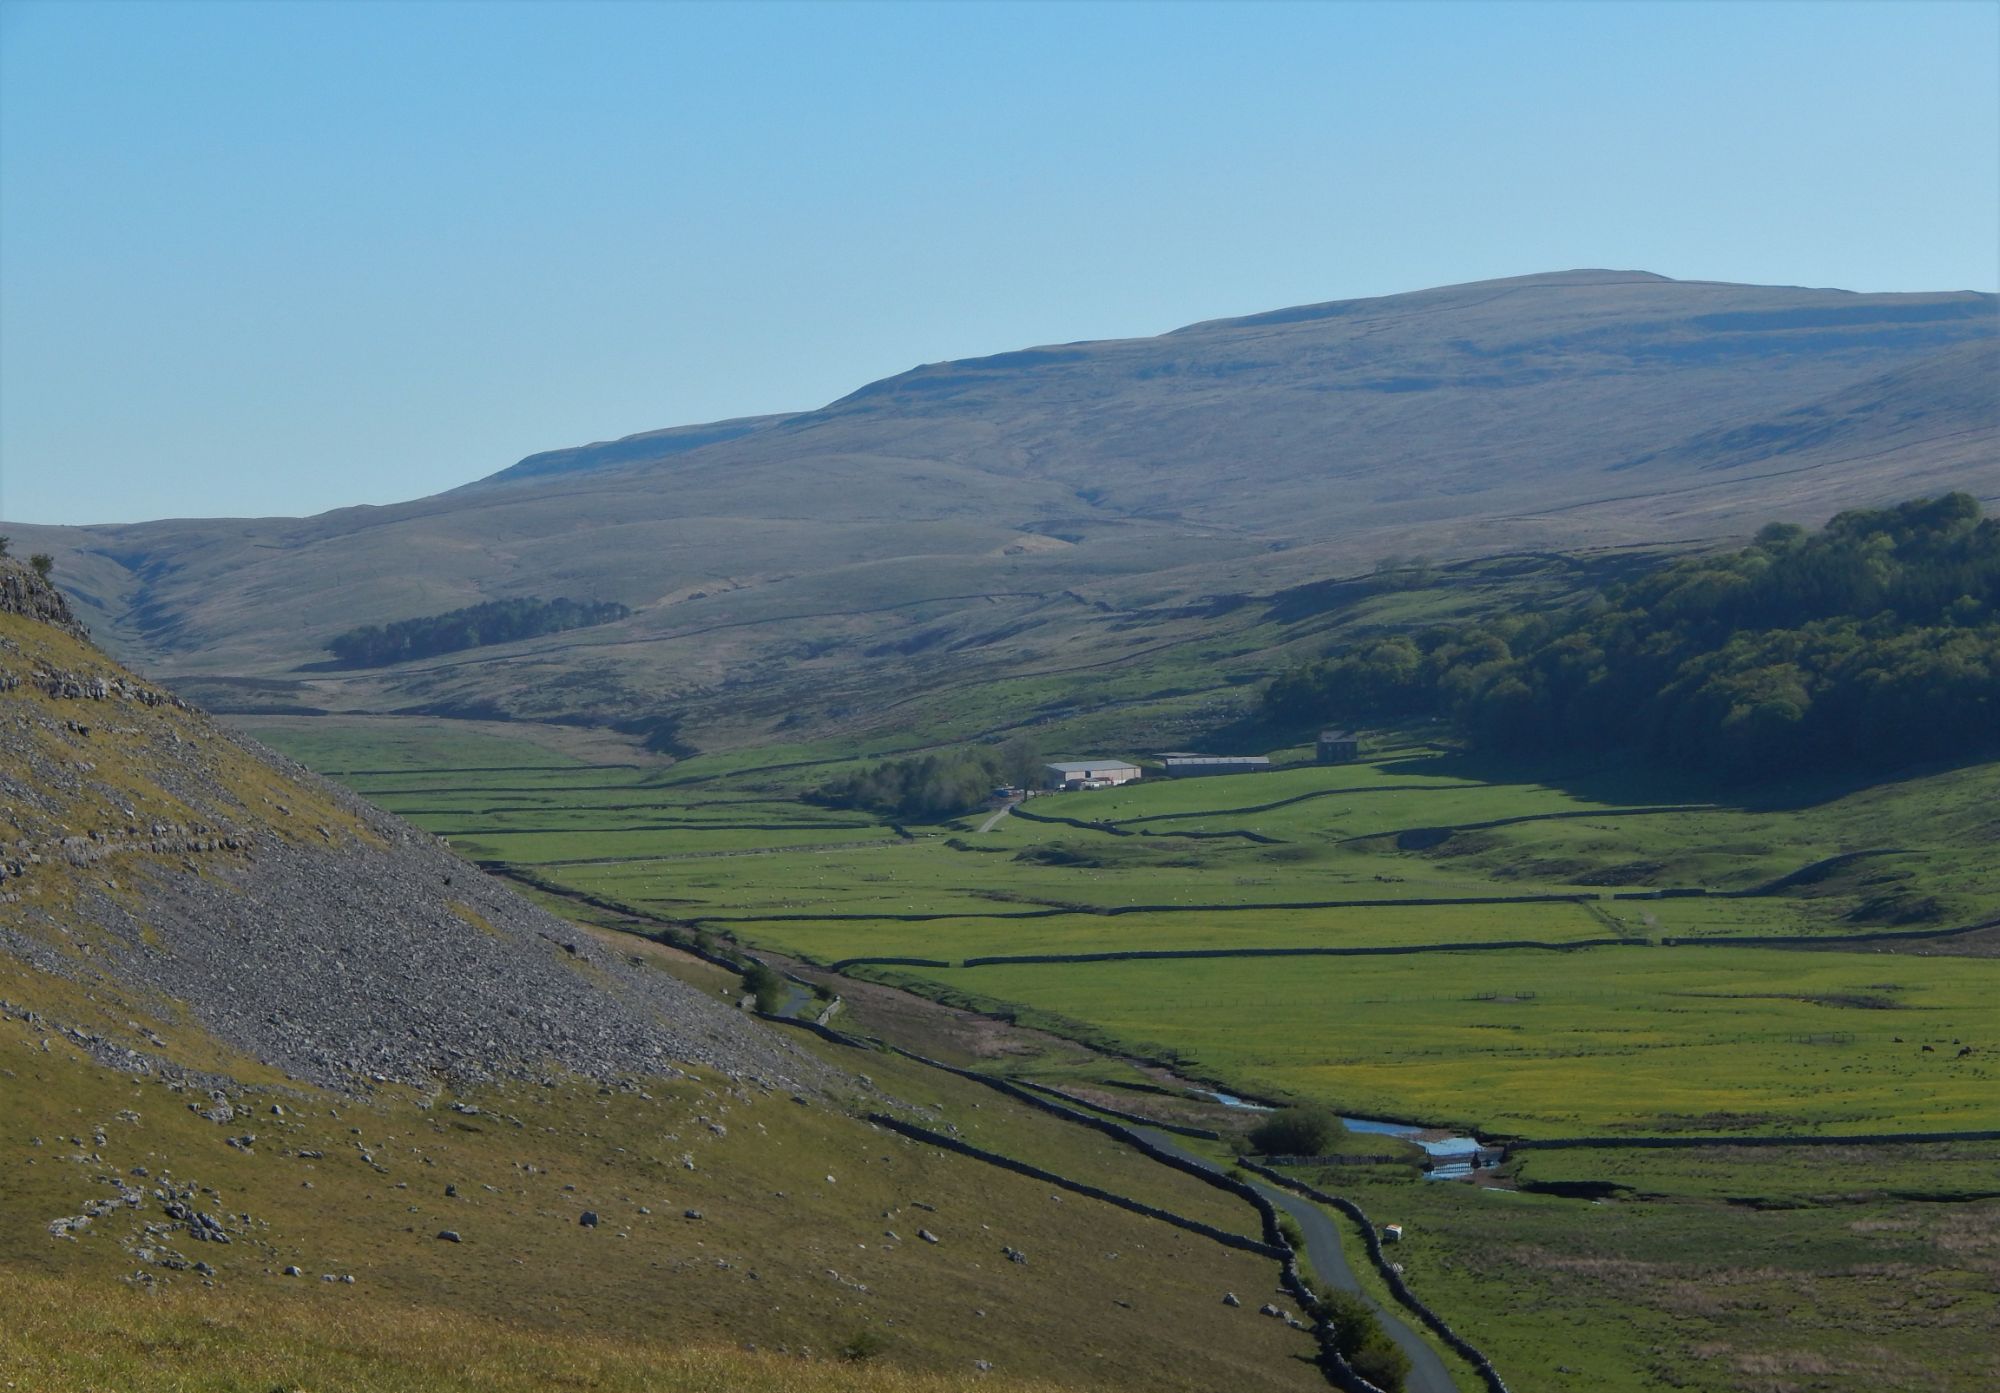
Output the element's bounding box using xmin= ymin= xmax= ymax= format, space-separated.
xmin=1160 ymin=754 xmax=1272 ymax=777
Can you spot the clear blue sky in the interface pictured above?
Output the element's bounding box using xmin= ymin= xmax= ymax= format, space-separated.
xmin=3 ymin=0 xmax=1995 ymax=525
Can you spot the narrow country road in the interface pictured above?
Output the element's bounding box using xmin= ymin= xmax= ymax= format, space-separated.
xmin=1132 ymin=1128 xmax=1461 ymax=1393
xmin=975 ymin=801 xmax=1014 ymax=833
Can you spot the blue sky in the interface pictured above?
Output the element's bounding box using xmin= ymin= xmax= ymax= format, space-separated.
xmin=2 ymin=0 xmax=1995 ymax=525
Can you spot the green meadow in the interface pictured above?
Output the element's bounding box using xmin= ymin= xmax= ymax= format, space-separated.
xmin=885 ymin=947 xmax=2000 ymax=1137
xmin=1287 ymin=1151 xmax=2000 ymax=1393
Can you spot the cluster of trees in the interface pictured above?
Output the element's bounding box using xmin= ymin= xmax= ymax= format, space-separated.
xmin=809 ymin=739 xmax=1039 ymax=821
xmin=326 ymin=596 xmax=630 ymax=667
xmin=1267 ymin=494 xmax=2000 ymax=778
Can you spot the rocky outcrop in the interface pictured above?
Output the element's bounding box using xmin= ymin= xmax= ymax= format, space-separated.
xmin=1 ymin=568 xmax=827 ymax=1097
xmin=0 ymin=559 xmax=91 ymax=641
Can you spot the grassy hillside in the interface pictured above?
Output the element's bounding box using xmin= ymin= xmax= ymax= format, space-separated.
xmin=0 ymin=1001 xmax=1330 ymax=1392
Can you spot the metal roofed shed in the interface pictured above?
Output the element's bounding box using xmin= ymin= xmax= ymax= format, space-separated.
xmin=1041 ymin=759 xmax=1142 ymax=789
xmin=1160 ymin=754 xmax=1272 ymax=777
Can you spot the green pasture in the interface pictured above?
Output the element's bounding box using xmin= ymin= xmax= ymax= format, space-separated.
xmin=432 ymin=824 xmax=902 ymax=865
xmin=1508 ymin=1139 xmax=2000 ymax=1203
xmin=888 ymin=946 xmax=2000 ymax=1138
xmin=246 ymin=719 xmax=587 ymax=773
xmin=1304 ymin=1162 xmax=2000 ymax=1393
xmin=341 ymin=766 xmax=660 ymax=796
xmin=1059 ymin=758 xmax=1496 ymax=823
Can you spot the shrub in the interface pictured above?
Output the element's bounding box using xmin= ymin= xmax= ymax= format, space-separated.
xmin=1321 ymin=1290 xmax=1411 ymax=1392
xmin=838 ymin=1329 xmax=887 ymax=1361
xmin=1248 ymin=1104 xmax=1346 ymax=1156
xmin=1351 ymin=1338 xmax=1413 ymax=1391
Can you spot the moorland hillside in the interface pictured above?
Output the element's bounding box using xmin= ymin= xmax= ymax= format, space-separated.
xmin=7 ymin=270 xmax=1995 ymax=753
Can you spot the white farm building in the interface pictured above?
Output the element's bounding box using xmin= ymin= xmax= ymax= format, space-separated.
xmin=1042 ymin=759 xmax=1142 ymax=790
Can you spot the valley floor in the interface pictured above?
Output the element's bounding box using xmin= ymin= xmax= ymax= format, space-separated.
xmin=230 ymin=714 xmax=2000 ymax=1392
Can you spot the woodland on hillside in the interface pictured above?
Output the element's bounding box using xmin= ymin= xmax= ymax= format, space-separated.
xmin=326 ymin=596 xmax=631 ymax=667
xmin=1267 ymin=493 xmax=2000 ymax=777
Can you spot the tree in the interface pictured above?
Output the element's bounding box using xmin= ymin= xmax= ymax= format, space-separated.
xmin=29 ymin=553 xmax=53 ymax=579
xmin=0 ymin=536 xmax=10 ymax=556
xmin=995 ymin=735 xmax=1041 ymax=789
xmin=741 ymin=961 xmax=786 ymax=1015
xmin=1247 ymin=1104 xmax=1346 ymax=1156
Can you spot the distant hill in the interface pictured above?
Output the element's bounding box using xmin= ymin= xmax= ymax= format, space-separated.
xmin=7 ymin=270 xmax=1995 ymax=751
